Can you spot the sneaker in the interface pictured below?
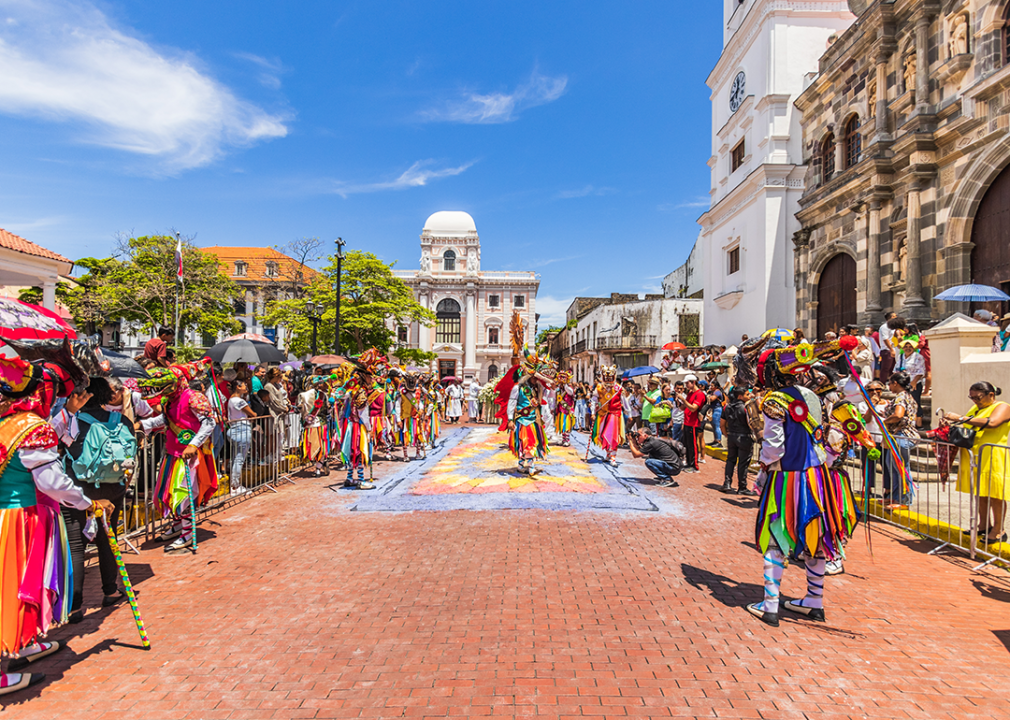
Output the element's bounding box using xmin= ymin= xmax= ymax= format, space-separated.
xmin=0 ymin=673 xmax=46 ymax=696
xmin=658 ymin=479 xmax=679 ymax=488
xmin=682 ymin=467 xmax=699 ymax=474
xmin=230 ymin=485 xmax=251 ymax=496
xmin=824 ymin=559 xmax=845 ymax=576
xmin=7 ymin=642 xmax=62 ymax=671
xmin=164 ymin=537 xmax=192 ymax=554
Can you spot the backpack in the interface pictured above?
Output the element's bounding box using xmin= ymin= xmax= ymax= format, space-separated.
xmin=72 ymin=412 xmax=137 ymax=486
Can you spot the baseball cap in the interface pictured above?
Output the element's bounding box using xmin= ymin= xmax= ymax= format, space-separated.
xmin=684 ymin=374 xmax=698 ymax=383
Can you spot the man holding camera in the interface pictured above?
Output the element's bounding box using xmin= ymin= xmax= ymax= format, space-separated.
xmin=628 ymin=426 xmax=686 ymax=488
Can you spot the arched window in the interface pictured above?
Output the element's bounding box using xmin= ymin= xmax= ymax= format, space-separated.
xmin=821 ymin=132 xmax=836 ymax=181
xmin=487 ymin=364 xmax=499 ymax=381
xmin=844 ymin=115 xmax=861 ymax=169
xmin=436 ymin=298 xmax=461 ymax=344
xmin=443 ymin=250 xmax=456 ymax=272
xmin=1004 ymin=4 xmax=1010 ymax=66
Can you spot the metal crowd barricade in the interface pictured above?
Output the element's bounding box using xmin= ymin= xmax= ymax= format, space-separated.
xmin=848 ymin=435 xmax=978 ymax=558
xmin=124 ymin=412 xmax=307 ymax=545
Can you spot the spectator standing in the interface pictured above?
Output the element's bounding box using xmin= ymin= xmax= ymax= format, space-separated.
xmin=226 ymin=380 xmax=256 ymax=493
xmin=467 ymin=379 xmax=480 ymax=421
xmin=706 ymin=379 xmax=725 ymax=449
xmin=721 ymin=387 xmax=756 ymax=495
xmin=251 ymin=365 xmax=267 ymax=393
xmin=679 ymin=375 xmax=706 ymax=472
xmin=895 ymin=339 xmax=926 ymax=426
xmin=143 ymin=327 xmax=175 ymax=368
xmin=945 ymin=381 xmax=1010 ymax=544
xmin=669 ymin=381 xmax=685 ymax=442
xmin=994 ymin=313 xmax=1010 ymax=353
xmin=62 ymin=378 xmax=137 ymax=618
xmin=628 ymin=427 xmax=685 ymax=488
xmin=878 ymin=313 xmax=901 ymax=380
xmin=881 ymin=372 xmax=917 ymax=507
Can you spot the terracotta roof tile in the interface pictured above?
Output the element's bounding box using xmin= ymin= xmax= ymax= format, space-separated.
xmin=0 ymin=228 xmax=71 ymax=263
xmin=200 ymin=246 xmax=321 ymax=284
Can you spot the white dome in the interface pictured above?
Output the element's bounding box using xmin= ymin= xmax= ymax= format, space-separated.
xmin=422 ymin=211 xmax=477 ymax=237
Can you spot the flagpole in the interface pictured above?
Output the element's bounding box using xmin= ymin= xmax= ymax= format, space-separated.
xmin=175 ymin=232 xmax=182 ymax=343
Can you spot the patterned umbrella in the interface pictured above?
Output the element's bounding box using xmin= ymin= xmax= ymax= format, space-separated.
xmin=933 ymin=284 xmax=1010 ymax=302
xmin=225 ymin=332 xmax=274 ymax=344
xmin=0 ymin=296 xmax=76 ymax=341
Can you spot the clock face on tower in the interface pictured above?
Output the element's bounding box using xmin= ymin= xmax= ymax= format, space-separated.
xmin=729 ymin=71 xmax=746 ymax=113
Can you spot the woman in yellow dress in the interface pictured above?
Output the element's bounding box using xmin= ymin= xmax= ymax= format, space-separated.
xmin=944 ymin=381 xmax=1010 ymax=544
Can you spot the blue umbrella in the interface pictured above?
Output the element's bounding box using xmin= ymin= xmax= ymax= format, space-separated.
xmin=620 ymin=365 xmax=660 ymax=379
xmin=934 ymin=284 xmax=1010 ymax=302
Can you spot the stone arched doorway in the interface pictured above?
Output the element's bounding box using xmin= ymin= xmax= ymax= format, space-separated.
xmin=970 ymin=162 xmax=1010 ymax=316
xmin=817 ymin=253 xmax=856 ymax=339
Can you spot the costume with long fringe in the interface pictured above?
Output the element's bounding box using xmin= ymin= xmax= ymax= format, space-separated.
xmin=554 ymin=372 xmax=575 ymax=446
xmin=735 ymin=335 xmax=862 ymax=627
xmin=139 ymin=360 xmax=219 ymax=551
xmin=0 ymin=341 xmax=106 ymax=692
xmin=589 ymin=367 xmax=624 ymax=462
xmin=298 ymin=384 xmax=329 ymax=474
xmin=494 ymin=313 xmax=557 ymax=474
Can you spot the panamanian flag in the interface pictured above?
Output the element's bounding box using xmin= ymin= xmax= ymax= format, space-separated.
xmin=175 ymin=237 xmax=183 ymax=283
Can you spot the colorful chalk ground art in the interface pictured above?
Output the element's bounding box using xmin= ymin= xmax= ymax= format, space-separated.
xmin=349 ymin=426 xmax=659 ymax=513
xmin=412 ymin=427 xmax=606 ymax=495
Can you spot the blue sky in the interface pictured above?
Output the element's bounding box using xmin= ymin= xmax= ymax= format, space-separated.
xmin=0 ymin=0 xmax=722 ymax=326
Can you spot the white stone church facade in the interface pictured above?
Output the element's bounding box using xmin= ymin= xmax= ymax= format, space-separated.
xmin=695 ymin=0 xmax=856 ymax=344
xmin=394 ymin=212 xmax=539 ymax=383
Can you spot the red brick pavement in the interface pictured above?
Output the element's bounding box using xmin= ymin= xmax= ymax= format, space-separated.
xmin=5 ymin=437 xmax=1010 ymax=719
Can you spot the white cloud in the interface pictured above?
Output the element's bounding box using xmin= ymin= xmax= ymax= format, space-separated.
xmin=326 ymin=159 xmax=475 ymax=198
xmin=556 ymin=185 xmax=616 ymax=200
xmin=233 ymin=52 xmax=286 ymax=90
xmin=534 ymin=295 xmax=573 ymax=329
xmin=0 ymin=0 xmax=288 ymax=171
xmin=422 ymin=69 xmax=567 ymax=124
xmin=658 ymin=197 xmax=710 ymax=212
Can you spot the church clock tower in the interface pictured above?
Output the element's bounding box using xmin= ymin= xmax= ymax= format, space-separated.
xmin=696 ymin=0 xmax=854 ymax=343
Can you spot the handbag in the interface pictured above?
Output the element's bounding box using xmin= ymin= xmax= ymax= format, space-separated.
xmin=947 ymin=423 xmax=976 ymax=449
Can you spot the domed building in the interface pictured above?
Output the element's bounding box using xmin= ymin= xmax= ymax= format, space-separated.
xmin=393 ymin=211 xmax=540 ymax=382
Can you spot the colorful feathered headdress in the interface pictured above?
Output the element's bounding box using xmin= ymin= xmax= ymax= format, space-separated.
xmin=600 ymin=365 xmax=618 ymax=382
xmin=738 ymin=334 xmax=858 ymax=389
xmin=520 ymin=344 xmax=557 ymax=383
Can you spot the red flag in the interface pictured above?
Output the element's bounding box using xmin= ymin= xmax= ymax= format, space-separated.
xmin=175 ymin=237 xmax=183 ymax=283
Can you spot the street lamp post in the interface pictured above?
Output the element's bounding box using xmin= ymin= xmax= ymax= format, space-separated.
xmin=334 ymin=237 xmax=346 ymax=355
xmin=305 ymin=301 xmax=322 ymax=357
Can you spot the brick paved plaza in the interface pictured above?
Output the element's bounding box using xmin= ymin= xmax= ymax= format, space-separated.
xmin=6 ymin=427 xmax=1010 ymax=720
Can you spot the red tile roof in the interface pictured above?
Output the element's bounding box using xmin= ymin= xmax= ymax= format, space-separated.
xmin=0 ymin=228 xmax=71 ymax=264
xmin=200 ymin=246 xmax=321 ymax=284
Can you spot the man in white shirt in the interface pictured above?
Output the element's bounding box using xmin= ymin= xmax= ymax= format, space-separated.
xmin=878 ymin=312 xmax=898 ymax=381
xmin=467 ymin=379 xmax=480 ymax=421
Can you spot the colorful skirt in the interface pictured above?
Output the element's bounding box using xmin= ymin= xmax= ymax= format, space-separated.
xmin=341 ymin=422 xmax=371 ymax=467
xmin=590 ymin=411 xmax=625 ymax=453
xmin=0 ymin=496 xmax=72 ymax=656
xmin=755 ymin=465 xmax=861 ymax=562
xmin=509 ymin=422 xmax=549 ymax=460
xmin=155 ymin=447 xmax=219 ymax=517
xmin=555 ymin=411 xmax=574 ymax=435
xmin=302 ymin=424 xmax=328 ymax=462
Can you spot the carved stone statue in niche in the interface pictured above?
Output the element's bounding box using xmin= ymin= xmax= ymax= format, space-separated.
xmin=868 ymin=83 xmax=878 ymax=117
xmin=895 ymin=236 xmax=908 ymax=283
xmin=420 ymin=255 xmax=431 ymax=273
xmin=949 ymin=13 xmax=969 ymax=56
xmin=903 ymin=54 xmax=917 ymax=95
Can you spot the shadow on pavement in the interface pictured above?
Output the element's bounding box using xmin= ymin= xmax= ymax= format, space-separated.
xmin=681 ymin=563 xmax=762 ymax=609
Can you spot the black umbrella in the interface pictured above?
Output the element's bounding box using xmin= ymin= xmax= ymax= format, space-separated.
xmin=205 ymin=339 xmax=286 ymax=364
xmin=100 ymin=347 xmax=150 ymax=379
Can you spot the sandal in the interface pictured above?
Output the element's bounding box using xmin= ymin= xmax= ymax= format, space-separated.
xmin=0 ymin=673 xmax=46 ymax=696
xmin=7 ymin=642 xmax=61 ymax=671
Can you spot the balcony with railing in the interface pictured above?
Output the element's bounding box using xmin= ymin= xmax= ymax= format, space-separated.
xmin=593 ymin=335 xmax=658 ymax=351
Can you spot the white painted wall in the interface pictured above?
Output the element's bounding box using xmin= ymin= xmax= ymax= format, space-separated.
xmin=698 ymin=0 xmax=854 ymax=345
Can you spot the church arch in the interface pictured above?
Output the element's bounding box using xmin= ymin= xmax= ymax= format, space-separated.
xmin=815 ymin=252 xmax=857 ymax=339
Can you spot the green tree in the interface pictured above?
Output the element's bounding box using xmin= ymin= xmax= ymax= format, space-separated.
xmin=71 ymin=235 xmax=241 ymax=337
xmin=261 ymin=250 xmax=435 ymax=357
xmin=392 ymin=348 xmax=438 ymax=367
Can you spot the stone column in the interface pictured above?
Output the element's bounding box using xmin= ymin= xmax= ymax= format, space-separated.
xmin=464 ymin=285 xmax=477 ymax=373
xmin=914 ymin=15 xmax=930 ymax=111
xmin=41 ymin=279 xmax=56 ymax=311
xmin=874 ymin=51 xmax=889 ymax=137
xmin=903 ymin=182 xmax=927 ymax=312
xmin=865 ymin=199 xmax=883 ymax=318
xmin=244 ymin=292 xmax=254 ymax=332
xmin=418 ymin=285 xmax=431 ymax=351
